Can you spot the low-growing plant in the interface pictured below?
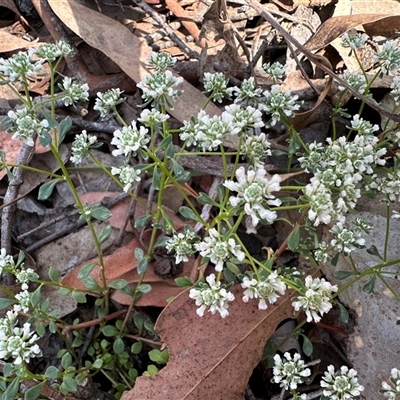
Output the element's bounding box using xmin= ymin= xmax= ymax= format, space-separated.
xmin=0 ymin=34 xmax=399 ymax=399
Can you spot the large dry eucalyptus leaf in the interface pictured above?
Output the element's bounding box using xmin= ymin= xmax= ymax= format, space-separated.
xmin=47 ymin=0 xmax=221 ymax=123
xmin=305 ymin=14 xmax=400 ymax=52
xmin=121 ymin=286 xmax=294 ymax=400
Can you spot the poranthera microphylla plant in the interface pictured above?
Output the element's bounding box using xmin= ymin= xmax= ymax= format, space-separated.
xmin=0 ymin=33 xmax=399 ymax=399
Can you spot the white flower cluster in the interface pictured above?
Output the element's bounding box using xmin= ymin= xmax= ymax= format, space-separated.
xmin=147 ymin=52 xmax=176 ymax=71
xmin=0 ymin=49 xmax=43 ymax=82
xmin=262 ymin=61 xmax=287 ymax=83
xmin=70 ymin=130 xmax=99 ymax=164
xmin=240 ymin=132 xmax=272 ymax=167
xmin=292 ymin=275 xmax=337 ymax=323
xmin=320 ymin=365 xmax=364 ymax=400
xmin=0 ymin=311 xmax=41 ymax=366
xmin=391 ymin=76 xmax=400 ymax=104
xmin=224 ymin=166 xmax=281 ymax=230
xmin=189 ymin=274 xmax=234 ymax=318
xmin=260 ymin=84 xmax=301 ymax=126
xmin=111 ymin=122 xmax=149 ymax=158
xmin=203 ymin=72 xmax=233 ymax=103
xmin=7 ymin=107 xmax=49 ymax=147
xmin=374 ymin=40 xmax=400 ymax=75
xmin=111 ymin=165 xmax=141 ymax=193
xmin=165 ymin=229 xmax=199 ymax=263
xmin=300 ymin=115 xmax=386 ymax=225
xmin=34 ymin=40 xmax=74 ymax=62
xmin=93 ymin=88 xmax=125 ymax=118
xmin=366 ymin=168 xmax=400 ymax=202
xmin=341 ymin=32 xmax=369 ymax=51
xmin=337 ymin=70 xmax=367 ymax=94
xmin=381 ymin=368 xmax=400 ymax=399
xmin=196 ymin=228 xmax=245 ymax=272
xmin=271 ymin=352 xmax=311 ymax=390
xmin=59 ymin=77 xmax=89 ymax=107
xmin=232 ymin=76 xmax=263 ymax=104
xmin=241 ymin=271 xmax=286 ymax=310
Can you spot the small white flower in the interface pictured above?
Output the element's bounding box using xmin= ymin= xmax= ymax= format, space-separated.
xmin=341 ymin=32 xmax=368 ymax=51
xmin=224 ymin=166 xmax=281 ymax=229
xmin=0 ymin=50 xmax=43 ymax=82
xmin=347 ymin=114 xmax=378 ymax=136
xmin=14 ymin=290 xmax=31 ymax=313
xmin=70 ymin=130 xmax=98 ymax=164
xmin=0 ymin=248 xmax=14 ymax=270
xmin=111 ymin=165 xmax=141 ymax=192
xmin=375 ymin=40 xmax=400 ymax=75
xmin=381 ymin=368 xmax=400 ymax=399
xmin=7 ymin=107 xmax=49 ymax=147
xmin=262 ymin=61 xmax=287 ymax=83
xmin=260 ymin=84 xmax=301 ymax=126
xmin=240 ymin=133 xmax=272 ymax=167
xmin=196 ymin=228 xmax=245 ymax=272
xmin=111 ymin=122 xmax=149 ymax=157
xmin=337 ymin=70 xmax=367 ymax=94
xmin=241 ymin=271 xmax=286 ymax=310
xmin=391 ymin=76 xmax=400 ymax=104
xmin=0 ymin=322 xmax=42 ymax=365
xmin=34 ymin=40 xmax=74 ymax=61
xmin=329 ymin=222 xmax=365 ymax=256
xmin=272 ymin=352 xmax=311 ymax=390
xmin=232 ymin=76 xmax=263 ymax=104
xmin=93 ymin=88 xmax=125 ymax=118
xmin=320 ymin=365 xmax=364 ymax=400
xmin=137 ymin=70 xmax=183 ymax=107
xmin=138 ymin=108 xmax=169 ymax=127
xmin=147 ymin=52 xmax=176 ymax=71
xmin=15 ymin=268 xmax=38 ymax=288
xmin=223 ymin=104 xmax=264 ymax=132
xmin=59 ymin=77 xmax=89 ymax=107
xmin=203 ymin=72 xmax=233 ymax=103
xmin=292 ymin=275 xmax=338 ymax=323
xmin=189 ymin=274 xmax=235 ymax=318
xmin=166 ymin=230 xmax=199 ymax=263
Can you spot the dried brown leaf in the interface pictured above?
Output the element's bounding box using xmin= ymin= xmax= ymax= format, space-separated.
xmin=305 ymin=14 xmax=400 ymax=52
xmin=47 ymin=0 xmax=221 ymax=123
xmin=121 ymin=285 xmax=294 ymax=400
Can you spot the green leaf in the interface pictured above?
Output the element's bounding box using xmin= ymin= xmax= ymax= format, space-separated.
xmin=49 ymin=320 xmax=57 ymax=334
xmin=129 ymin=368 xmax=138 ymax=379
xmin=91 ymin=206 xmax=111 ymax=221
xmin=72 ymin=291 xmax=87 ymax=303
xmin=226 ymin=261 xmax=241 ymax=275
xmin=61 ymin=352 xmax=72 ymax=369
xmin=137 ymin=257 xmax=149 ymax=275
xmin=98 ymin=224 xmax=112 ymax=244
xmin=301 ymin=334 xmax=313 ymax=357
xmin=78 ymin=262 xmax=96 ymax=279
xmin=2 ymin=377 xmax=20 ymax=400
xmin=38 ymin=179 xmax=61 ymax=200
xmin=131 ymin=341 xmax=142 ymax=354
xmin=158 ymin=134 xmax=172 ymax=150
xmin=261 ymin=340 xmax=277 ymax=363
xmin=108 ymin=279 xmax=129 ymax=290
xmin=144 ymin=321 xmax=155 ymax=334
xmin=287 ymin=225 xmax=300 ymax=251
xmin=92 ymin=359 xmax=103 ymax=369
xmin=366 ymin=245 xmax=384 ymax=260
xmin=334 ymin=270 xmax=354 ymax=280
xmin=42 ymin=110 xmax=58 ymax=129
xmin=24 ymin=381 xmax=46 ymax=400
xmin=58 ymin=117 xmax=72 ymax=143
xmin=197 ymin=192 xmax=219 ymax=207
xmin=146 ymin=364 xmax=159 ymax=375
xmin=134 ymin=315 xmax=144 ymax=334
xmin=113 ymin=337 xmax=125 ymax=354
xmin=58 ymin=287 xmax=71 ymax=296
xmin=39 ymin=131 xmax=52 ymax=147
xmin=2 ymin=363 xmax=13 ymax=378
xmin=82 ymin=276 xmax=101 ymax=291
xmin=148 ymin=349 xmax=169 ymax=364
xmin=363 ymin=274 xmax=376 ymax=294
xmin=0 ymin=298 xmax=16 ymax=309
xmin=174 ymin=276 xmax=192 ymax=287
xmin=48 ymin=266 xmax=60 ymax=283
xmin=179 ymin=206 xmax=200 ymax=222
xmin=30 ymin=286 xmax=42 ymax=307
xmin=101 ymin=325 xmax=119 ymax=337
xmin=41 ymin=298 xmax=50 ymax=312
xmin=331 ymin=252 xmax=339 ymax=267
xmin=62 ymin=375 xmax=77 ymax=393
xmin=152 ymin=166 xmax=160 ymax=190
xmin=134 ymin=248 xmax=144 ymax=261
xmin=165 ymin=142 xmax=175 ymax=158
xmin=337 ymin=302 xmax=349 ymax=324
xmin=223 ymin=267 xmax=235 ymax=284
xmin=134 ymin=214 xmax=151 ymax=228
xmin=137 ymin=284 xmax=151 ymax=293
xmin=44 ymin=365 xmax=59 ymax=379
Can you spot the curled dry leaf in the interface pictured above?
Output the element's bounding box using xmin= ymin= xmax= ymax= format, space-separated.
xmin=305 ymin=14 xmax=400 ymax=53
xmin=120 ymin=284 xmax=294 ymax=400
